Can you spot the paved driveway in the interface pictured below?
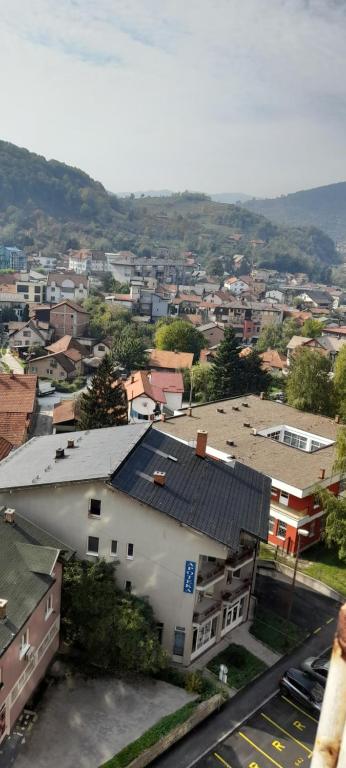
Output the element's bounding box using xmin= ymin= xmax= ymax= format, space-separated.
xmin=12 ymin=675 xmax=195 ymax=768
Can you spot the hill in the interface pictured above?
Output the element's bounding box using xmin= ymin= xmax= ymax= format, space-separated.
xmin=211 ymin=193 xmax=251 ymax=204
xmin=0 ymin=141 xmax=340 ymax=278
xmin=242 ymin=182 xmax=346 ymax=242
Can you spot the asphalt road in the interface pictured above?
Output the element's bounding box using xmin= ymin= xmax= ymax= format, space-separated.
xmin=254 ymin=572 xmax=337 ymax=633
xmin=153 ymin=579 xmax=340 ymax=768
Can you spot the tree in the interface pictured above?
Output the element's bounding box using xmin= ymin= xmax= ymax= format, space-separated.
xmin=317 ymin=489 xmax=346 ymax=561
xmin=185 ymin=363 xmax=213 ymax=403
xmin=256 ymin=318 xmax=301 ymax=355
xmin=333 ymin=427 xmax=346 ymax=476
xmin=155 ymin=320 xmax=205 ymax=363
xmin=241 ymin=350 xmax=272 ymax=394
xmin=286 ymin=349 xmax=334 ymax=415
xmin=78 ymin=355 xmax=128 ymax=429
xmin=301 ymin=318 xmax=324 ymax=338
xmin=209 ymin=327 xmax=245 ymax=399
xmin=112 ymin=333 xmax=148 ymax=372
xmin=62 ymin=558 xmax=167 ymax=673
xmin=334 ymin=345 xmax=346 ymax=422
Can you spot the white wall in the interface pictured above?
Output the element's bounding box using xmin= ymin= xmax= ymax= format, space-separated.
xmin=0 ymin=481 xmax=227 ymax=664
xmin=164 ymin=391 xmax=183 ymax=412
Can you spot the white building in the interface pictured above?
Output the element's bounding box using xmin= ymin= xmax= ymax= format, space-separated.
xmin=0 ymin=425 xmax=270 ymax=666
xmin=46 ymin=273 xmax=89 ymax=303
xmin=125 ymin=370 xmax=184 ymax=420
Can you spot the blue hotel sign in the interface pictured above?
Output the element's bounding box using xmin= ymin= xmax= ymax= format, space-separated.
xmin=183 ymin=560 xmax=196 ymax=594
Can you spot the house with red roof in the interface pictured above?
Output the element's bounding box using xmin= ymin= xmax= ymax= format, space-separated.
xmin=0 ymin=374 xmax=37 ymax=447
xmin=124 ymin=370 xmax=184 ymax=421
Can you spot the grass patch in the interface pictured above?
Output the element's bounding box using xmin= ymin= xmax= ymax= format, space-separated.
xmin=300 ymin=544 xmax=346 ymax=598
xmin=208 ymin=643 xmax=266 ymax=689
xmin=99 ymin=700 xmax=198 ymax=768
xmin=259 ymin=543 xmax=276 ymax=560
xmin=250 ymin=607 xmax=306 ymax=653
xmin=53 ymin=376 xmax=86 ymax=393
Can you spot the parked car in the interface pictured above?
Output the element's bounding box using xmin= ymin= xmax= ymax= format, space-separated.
xmin=279 ymin=668 xmax=324 ymax=715
xmin=301 ymin=655 xmax=329 ymax=686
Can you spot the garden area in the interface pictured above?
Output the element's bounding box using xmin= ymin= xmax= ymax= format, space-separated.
xmin=207 ymin=643 xmax=267 ymax=689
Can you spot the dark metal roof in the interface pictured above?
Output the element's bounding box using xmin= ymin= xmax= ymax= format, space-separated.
xmin=111 ymin=429 xmax=270 ymax=550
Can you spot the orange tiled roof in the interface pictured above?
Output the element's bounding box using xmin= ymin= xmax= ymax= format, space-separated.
xmin=148 ymin=349 xmax=193 ymax=370
xmin=0 ymin=436 xmax=13 ymax=461
xmin=52 ymin=399 xmax=76 ymax=425
xmin=0 ymin=414 xmax=30 ymax=446
xmin=0 ymin=374 xmax=37 ymax=414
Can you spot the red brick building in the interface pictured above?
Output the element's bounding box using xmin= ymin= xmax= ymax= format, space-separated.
xmin=50 ymin=300 xmax=89 ymax=340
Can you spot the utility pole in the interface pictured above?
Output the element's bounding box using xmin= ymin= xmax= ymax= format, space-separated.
xmin=286 ymin=528 xmax=309 ymax=622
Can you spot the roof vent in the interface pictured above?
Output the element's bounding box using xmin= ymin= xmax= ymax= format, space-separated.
xmin=242 ymin=402 xmax=249 ymax=407
xmin=252 ymin=428 xmax=257 ymax=436
xmin=319 ymin=468 xmax=326 ymax=480
xmin=153 ymin=471 xmax=166 ymax=486
xmin=0 ymin=599 xmax=7 ymax=620
xmin=232 ymin=406 xmax=239 ymax=411
xmin=55 ymin=448 xmax=65 ymax=460
xmin=217 ymin=407 xmax=225 ymax=414
xmin=243 ymin=422 xmax=251 ymax=428
xmin=226 ymin=440 xmax=234 ymax=446
xmin=67 ymin=439 xmax=75 ymax=449
xmin=4 ymin=508 xmax=15 ymax=524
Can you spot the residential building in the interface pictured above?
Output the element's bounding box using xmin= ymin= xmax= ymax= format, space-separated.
xmin=223 ymin=277 xmax=251 ymax=295
xmin=0 ymin=507 xmax=69 ymax=743
xmin=209 ymin=301 xmax=283 ymax=342
xmin=0 ymin=374 xmax=37 ymax=447
xmin=50 ymin=300 xmax=89 ymax=339
xmin=68 ymin=250 xmax=91 ymax=275
xmin=34 ymin=254 xmax=57 ymax=272
xmin=0 ymin=438 xmax=13 ymax=462
xmin=155 ymin=395 xmax=345 ymax=556
xmin=26 ymin=352 xmax=78 ymax=381
xmin=125 ymin=370 xmax=184 ymax=420
xmin=286 ymin=335 xmax=346 ymax=367
xmin=148 ymin=349 xmax=194 ymax=372
xmin=0 ymin=246 xmax=27 ymax=271
xmin=0 ymin=425 xmax=270 ymax=665
xmin=53 ymin=400 xmax=77 ymax=433
xmin=259 ymin=349 xmax=287 ymax=374
xmin=8 ymin=320 xmax=52 ymax=353
xmin=322 ymin=325 xmax=346 ymax=339
xmin=90 ymin=252 xmax=107 ymax=273
xmin=296 ymin=290 xmax=332 ymax=310
xmin=15 ymin=276 xmax=47 ymax=304
xmin=45 ymin=335 xmax=87 ymax=366
xmin=46 ymin=273 xmax=89 ymax=303
xmin=0 ymin=291 xmax=29 ymax=321
xmin=198 ymin=323 xmax=225 ymax=348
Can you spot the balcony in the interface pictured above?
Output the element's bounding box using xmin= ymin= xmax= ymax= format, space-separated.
xmin=226 ymin=544 xmax=256 ymax=571
xmin=196 ymin=562 xmax=225 ymax=591
xmin=221 ymin=578 xmax=251 ymax=604
xmin=193 ymin=597 xmax=221 ymax=625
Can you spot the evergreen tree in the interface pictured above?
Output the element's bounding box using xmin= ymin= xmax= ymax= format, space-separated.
xmin=78 ymin=354 xmax=128 ymax=429
xmin=209 ymin=327 xmax=245 ymax=399
xmin=242 ymin=350 xmax=271 ymax=394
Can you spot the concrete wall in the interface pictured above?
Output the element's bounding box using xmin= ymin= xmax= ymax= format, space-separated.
xmin=0 ymin=483 xmax=228 ymax=665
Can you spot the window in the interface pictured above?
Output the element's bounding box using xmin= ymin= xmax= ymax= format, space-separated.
xmin=233 ymin=568 xmax=241 ymax=578
xmin=98 ymin=344 xmax=105 ymax=351
xmin=89 ymin=498 xmax=101 ymax=517
xmin=19 ymin=629 xmax=30 ymax=659
xmin=279 ymin=491 xmax=289 ymax=507
xmin=110 ymin=540 xmax=118 ymax=556
xmin=309 ymin=520 xmax=316 ymax=537
xmin=23 ymin=330 xmax=30 ymax=337
xmin=87 ymin=536 xmax=99 ymax=555
xmin=156 ymin=622 xmax=164 ymax=645
xmin=277 ymin=521 xmax=287 ymax=539
xmin=127 ymin=543 xmax=134 ymax=559
xmin=45 ymin=594 xmax=53 ymax=619
xmin=124 ymin=580 xmax=132 ymax=593
xmin=268 ymin=517 xmax=275 ymax=534
xmin=258 ymin=424 xmax=334 ymax=453
xmin=173 ymin=627 xmax=185 ymax=657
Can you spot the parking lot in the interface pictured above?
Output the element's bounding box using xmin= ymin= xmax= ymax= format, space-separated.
xmin=197 ymin=690 xmax=318 ymax=768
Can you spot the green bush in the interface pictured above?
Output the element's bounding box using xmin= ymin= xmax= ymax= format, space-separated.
xmin=184 ymin=671 xmax=204 ymax=695
xmin=53 ymin=376 xmax=86 ymax=393
xmin=100 ymin=701 xmax=198 ymax=768
xmin=208 ymin=643 xmax=267 ymax=689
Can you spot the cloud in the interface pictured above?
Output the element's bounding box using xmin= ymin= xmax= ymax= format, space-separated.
xmin=1 ymin=0 xmax=346 ymax=196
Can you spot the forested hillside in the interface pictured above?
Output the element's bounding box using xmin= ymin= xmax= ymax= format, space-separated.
xmin=243 ymin=182 xmax=346 ymax=242
xmin=0 ymin=140 xmax=341 ymax=278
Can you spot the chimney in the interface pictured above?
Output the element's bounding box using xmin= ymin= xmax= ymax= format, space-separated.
xmin=196 ymin=430 xmax=208 ymax=458
xmin=153 ymin=471 xmax=166 ymax=486
xmin=67 ymin=439 xmax=75 ymax=449
xmin=4 ymin=508 xmax=15 ymax=524
xmin=319 ymin=468 xmax=326 ymax=480
xmin=160 ymin=413 xmax=166 ymax=422
xmin=55 ymin=448 xmax=65 ymax=460
xmin=0 ymin=599 xmax=8 ymax=620
xmin=335 ymin=414 xmax=340 ymax=424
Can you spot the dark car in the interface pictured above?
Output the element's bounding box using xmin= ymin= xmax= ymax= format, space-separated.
xmin=280 ymin=668 xmax=324 ymax=715
xmin=301 ymin=656 xmax=329 ymax=686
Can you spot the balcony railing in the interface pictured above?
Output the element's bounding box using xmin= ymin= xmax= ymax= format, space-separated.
xmin=221 ymin=578 xmax=251 ymax=603
xmin=196 ymin=564 xmax=225 ymax=590
xmin=226 ymin=544 xmax=256 ymax=570
xmin=193 ymin=598 xmax=221 ymax=624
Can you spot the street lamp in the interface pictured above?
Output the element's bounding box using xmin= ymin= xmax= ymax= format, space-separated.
xmin=286 ymin=527 xmax=309 ymax=622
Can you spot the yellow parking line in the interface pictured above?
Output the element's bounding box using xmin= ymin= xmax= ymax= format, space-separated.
xmin=326 ymin=617 xmax=334 ymax=624
xmin=213 ymin=752 xmax=233 ymax=768
xmin=261 ymin=712 xmax=313 ymax=756
xmin=238 ymin=731 xmax=284 ymax=768
xmin=313 ymin=626 xmax=322 ymax=634
xmin=280 ymin=695 xmax=319 ymax=723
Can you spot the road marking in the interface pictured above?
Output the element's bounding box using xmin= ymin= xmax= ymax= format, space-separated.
xmin=326 ymin=617 xmax=334 ymax=624
xmin=238 ymin=732 xmax=284 ymax=768
xmin=280 ymin=695 xmax=319 ymax=723
xmin=313 ymin=626 xmax=321 ymax=634
xmin=213 ymin=752 xmax=233 ymax=768
xmin=261 ymin=712 xmax=313 ymax=756
xmin=185 ymin=689 xmax=279 ymax=768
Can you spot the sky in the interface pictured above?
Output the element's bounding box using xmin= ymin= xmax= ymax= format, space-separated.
xmin=1 ymin=0 xmax=346 ymax=197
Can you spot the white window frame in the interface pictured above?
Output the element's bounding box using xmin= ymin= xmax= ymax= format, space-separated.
xmin=268 ymin=516 xmax=275 ymax=534
xmin=87 ymin=535 xmax=99 ymax=556
xmin=45 ymin=594 xmax=53 ymax=620
xmin=19 ymin=628 xmax=30 ymax=660
xmin=110 ymin=539 xmax=118 ymax=556
xmin=126 ymin=543 xmax=134 ymax=560
xmin=277 ymin=520 xmax=287 ymax=539
xmin=279 ymin=491 xmax=289 ymax=507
